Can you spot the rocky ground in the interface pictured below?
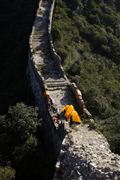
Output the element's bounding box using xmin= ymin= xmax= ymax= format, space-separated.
xmin=54 ymin=125 xmax=120 ymax=180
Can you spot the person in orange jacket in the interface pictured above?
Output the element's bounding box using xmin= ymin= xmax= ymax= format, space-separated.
xmin=61 ymin=105 xmax=74 ymax=118
xmin=65 ymin=105 xmax=74 ymax=118
xmin=68 ymin=110 xmax=81 ymax=126
xmin=61 ymin=105 xmax=81 ymax=126
xmin=61 ymin=105 xmax=70 ymax=113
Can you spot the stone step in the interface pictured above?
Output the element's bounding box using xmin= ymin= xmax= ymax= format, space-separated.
xmin=32 ymin=34 xmax=45 ymax=39
xmin=46 ymin=81 xmax=69 ymax=88
xmin=33 ymin=32 xmax=47 ymax=36
xmin=45 ymin=79 xmax=66 ymax=83
xmin=46 ymin=86 xmax=67 ymax=91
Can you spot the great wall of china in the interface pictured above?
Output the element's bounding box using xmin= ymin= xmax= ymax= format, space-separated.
xmin=28 ymin=0 xmax=120 ymax=179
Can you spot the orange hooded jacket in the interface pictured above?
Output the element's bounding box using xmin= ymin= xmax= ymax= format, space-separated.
xmin=68 ymin=110 xmax=81 ymax=123
xmin=61 ymin=105 xmax=74 ymax=118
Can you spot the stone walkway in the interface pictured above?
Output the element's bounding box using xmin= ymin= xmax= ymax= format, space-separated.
xmin=54 ymin=125 xmax=120 ymax=180
xmin=31 ymin=0 xmax=77 ymax=110
xmin=31 ymin=0 xmax=120 ymax=179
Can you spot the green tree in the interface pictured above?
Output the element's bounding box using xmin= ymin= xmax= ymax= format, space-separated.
xmin=0 ymin=166 xmax=15 ymax=180
xmin=0 ymin=103 xmax=38 ymax=144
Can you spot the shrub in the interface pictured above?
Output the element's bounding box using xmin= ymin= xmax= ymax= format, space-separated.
xmin=0 ymin=103 xmax=39 ymax=166
xmin=1 ymin=103 xmax=38 ymax=143
xmin=0 ymin=166 xmax=15 ymax=180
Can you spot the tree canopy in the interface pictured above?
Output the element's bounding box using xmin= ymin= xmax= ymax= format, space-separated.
xmin=0 ymin=103 xmax=54 ymax=180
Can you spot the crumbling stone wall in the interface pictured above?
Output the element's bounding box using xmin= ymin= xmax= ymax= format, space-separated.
xmin=54 ymin=126 xmax=120 ymax=180
xmin=28 ymin=0 xmax=120 ymax=179
xmin=48 ymin=0 xmax=94 ymax=119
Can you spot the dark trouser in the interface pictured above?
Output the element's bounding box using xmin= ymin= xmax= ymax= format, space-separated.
xmin=69 ymin=117 xmax=73 ymax=127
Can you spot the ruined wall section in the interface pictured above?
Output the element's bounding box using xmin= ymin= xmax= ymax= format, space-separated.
xmin=48 ymin=0 xmax=93 ymax=120
xmin=27 ymin=0 xmax=120 ymax=179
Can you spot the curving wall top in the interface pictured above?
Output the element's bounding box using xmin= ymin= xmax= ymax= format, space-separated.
xmin=28 ymin=0 xmax=120 ymax=179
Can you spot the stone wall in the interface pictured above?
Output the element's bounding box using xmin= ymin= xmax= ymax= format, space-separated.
xmin=48 ymin=0 xmax=94 ymax=120
xmin=54 ymin=127 xmax=120 ymax=180
xmin=27 ymin=0 xmax=120 ymax=179
xmin=48 ymin=0 xmax=68 ymax=81
xmin=27 ymin=0 xmax=94 ymax=156
xmin=27 ymin=0 xmax=63 ymax=158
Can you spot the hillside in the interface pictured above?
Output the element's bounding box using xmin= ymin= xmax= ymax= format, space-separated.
xmin=52 ymin=0 xmax=120 ymax=154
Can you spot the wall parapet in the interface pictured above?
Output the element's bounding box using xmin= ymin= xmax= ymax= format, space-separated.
xmin=48 ymin=0 xmax=68 ymax=82
xmin=48 ymin=0 xmax=94 ymax=120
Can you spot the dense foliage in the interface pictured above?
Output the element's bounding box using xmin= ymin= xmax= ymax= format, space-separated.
xmin=52 ymin=0 xmax=120 ymax=154
xmin=0 ymin=167 xmax=15 ymax=180
xmin=0 ymin=103 xmax=55 ymax=180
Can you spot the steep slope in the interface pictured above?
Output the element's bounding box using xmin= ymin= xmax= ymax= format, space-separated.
xmin=52 ymin=0 xmax=120 ymax=154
